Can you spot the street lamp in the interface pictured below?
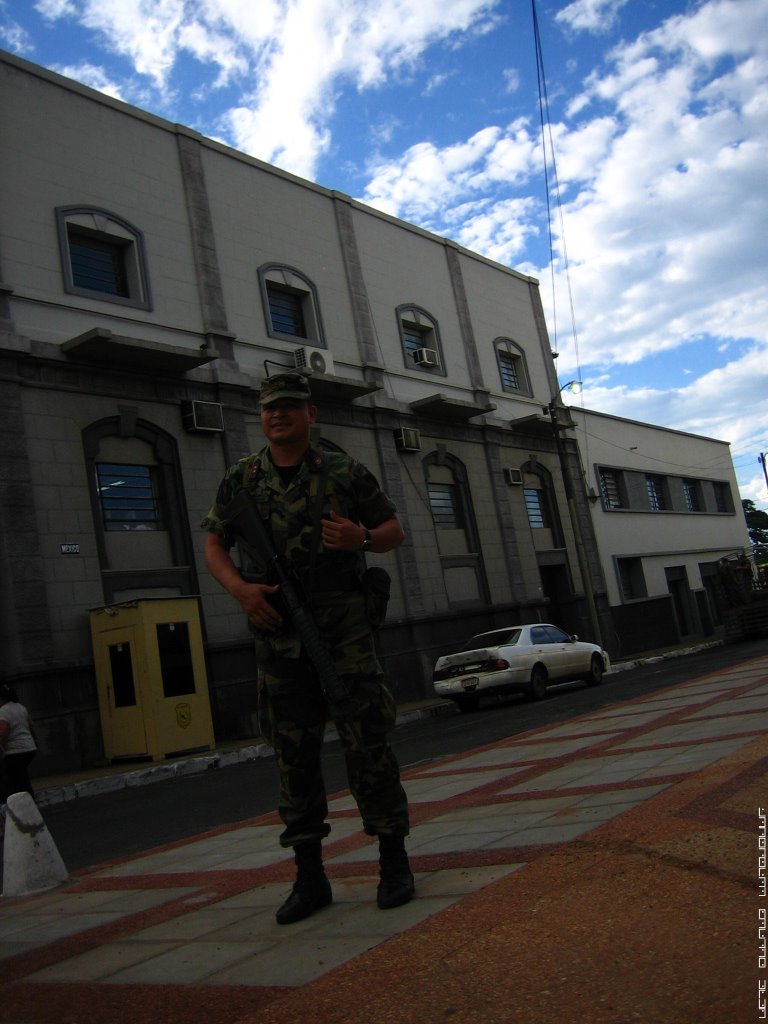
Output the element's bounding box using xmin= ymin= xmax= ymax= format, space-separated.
xmin=548 ymin=382 xmax=603 ymax=648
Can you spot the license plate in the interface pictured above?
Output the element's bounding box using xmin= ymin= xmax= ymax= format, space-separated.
xmin=461 ymin=676 xmax=479 ymax=690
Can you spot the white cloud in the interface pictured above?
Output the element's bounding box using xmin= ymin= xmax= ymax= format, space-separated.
xmin=361 ymin=118 xmax=538 ymax=226
xmin=555 ymin=0 xmax=630 ymax=35
xmin=502 ymin=67 xmax=519 ymax=92
xmin=55 ymin=61 xmax=127 ymax=99
xmin=35 ymin=0 xmax=499 ymax=178
xmin=70 ymin=0 xmax=186 ymax=86
xmin=0 ymin=17 xmax=32 ymax=52
xmin=35 ymin=0 xmax=77 ymax=17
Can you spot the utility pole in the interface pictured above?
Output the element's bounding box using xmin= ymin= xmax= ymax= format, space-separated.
xmin=760 ymin=453 xmax=768 ymax=494
xmin=548 ymin=400 xmax=603 ymax=649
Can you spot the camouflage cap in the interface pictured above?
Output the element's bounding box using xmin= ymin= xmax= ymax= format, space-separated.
xmin=259 ymin=371 xmax=312 ymax=407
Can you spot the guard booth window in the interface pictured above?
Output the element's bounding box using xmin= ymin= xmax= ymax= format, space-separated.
xmin=108 ymin=642 xmax=137 ymax=707
xmin=157 ymin=622 xmax=196 ymax=697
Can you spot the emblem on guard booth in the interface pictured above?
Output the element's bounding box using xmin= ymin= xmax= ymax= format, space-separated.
xmin=175 ymin=702 xmax=192 ymax=729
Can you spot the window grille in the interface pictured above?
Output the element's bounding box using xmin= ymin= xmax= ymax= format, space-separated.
xmin=69 ymin=233 xmax=129 ymax=296
xmin=599 ymin=469 xmax=624 ymax=509
xmin=683 ymin=480 xmax=701 ymax=512
xmin=646 ymin=475 xmax=667 ymax=511
xmin=524 ymin=487 xmax=547 ymax=529
xmin=428 ymin=483 xmax=459 ymax=528
xmin=499 ymin=350 xmax=521 ymax=390
xmin=267 ymin=285 xmax=306 ymax=337
xmin=96 ymin=463 xmax=159 ymax=530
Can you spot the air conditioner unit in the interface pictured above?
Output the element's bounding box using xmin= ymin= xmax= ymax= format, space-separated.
xmin=181 ymin=400 xmax=224 ymax=433
xmin=394 ymin=427 xmax=422 ymax=453
xmin=412 ymin=347 xmax=439 ymax=368
xmin=294 ymin=346 xmax=334 ymax=375
xmin=504 ymin=468 xmax=523 ymax=485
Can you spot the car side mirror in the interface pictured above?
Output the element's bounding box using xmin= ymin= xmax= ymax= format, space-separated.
xmin=570 ymin=634 xmax=579 ymax=642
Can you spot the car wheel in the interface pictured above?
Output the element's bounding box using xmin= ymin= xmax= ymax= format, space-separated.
xmin=456 ymin=693 xmax=480 ymax=713
xmin=527 ymin=664 xmax=548 ymax=701
xmin=585 ymin=654 xmax=603 ymax=686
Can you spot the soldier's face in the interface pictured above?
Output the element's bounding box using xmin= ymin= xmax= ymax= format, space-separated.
xmin=261 ymin=399 xmax=317 ymax=445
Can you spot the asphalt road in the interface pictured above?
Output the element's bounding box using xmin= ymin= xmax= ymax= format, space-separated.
xmin=42 ymin=636 xmax=768 ymax=874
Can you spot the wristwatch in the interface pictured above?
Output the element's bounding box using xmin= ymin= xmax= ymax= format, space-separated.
xmin=361 ymin=527 xmax=373 ymax=552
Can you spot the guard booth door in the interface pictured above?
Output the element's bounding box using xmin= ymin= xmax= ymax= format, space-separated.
xmin=96 ymin=628 xmax=149 ymax=760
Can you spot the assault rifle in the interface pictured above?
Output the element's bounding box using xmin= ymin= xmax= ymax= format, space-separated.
xmin=221 ymin=489 xmax=352 ymax=713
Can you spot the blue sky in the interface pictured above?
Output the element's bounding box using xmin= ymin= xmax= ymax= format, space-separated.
xmin=2 ymin=0 xmax=767 ymax=508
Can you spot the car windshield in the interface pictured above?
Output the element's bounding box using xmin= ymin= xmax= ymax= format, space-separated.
xmin=460 ymin=628 xmax=522 ymax=651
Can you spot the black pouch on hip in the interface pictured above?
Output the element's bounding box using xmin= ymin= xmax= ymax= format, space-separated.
xmin=362 ymin=566 xmax=391 ymax=628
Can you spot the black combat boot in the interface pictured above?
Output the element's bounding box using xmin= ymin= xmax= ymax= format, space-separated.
xmin=275 ymin=841 xmax=333 ymax=925
xmin=377 ymin=833 xmax=415 ymax=910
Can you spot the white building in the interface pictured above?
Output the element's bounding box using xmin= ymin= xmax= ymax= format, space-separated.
xmin=569 ymin=407 xmax=751 ymax=656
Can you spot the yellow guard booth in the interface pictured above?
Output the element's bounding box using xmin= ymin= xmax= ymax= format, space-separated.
xmin=90 ymin=597 xmax=215 ymax=762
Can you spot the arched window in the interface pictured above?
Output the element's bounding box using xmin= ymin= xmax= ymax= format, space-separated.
xmin=56 ymin=207 xmax=151 ymax=309
xmin=258 ymin=264 xmax=326 ymax=348
xmin=397 ymin=305 xmax=445 ymax=375
xmin=494 ymin=338 xmax=531 ymax=395
xmin=83 ymin=417 xmax=197 ymax=603
xmin=521 ymin=461 xmax=563 ymax=549
xmin=424 ymin=451 xmax=488 ymax=606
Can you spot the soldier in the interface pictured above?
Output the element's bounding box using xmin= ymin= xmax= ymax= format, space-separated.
xmin=202 ymin=371 xmax=413 ymax=924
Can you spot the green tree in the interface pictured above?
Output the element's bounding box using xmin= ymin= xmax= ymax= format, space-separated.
xmin=742 ymin=499 xmax=768 ymax=550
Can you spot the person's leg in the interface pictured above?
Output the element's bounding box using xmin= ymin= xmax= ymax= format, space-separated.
xmin=334 ymin=674 xmax=414 ymax=909
xmin=259 ymin=663 xmax=333 ymax=924
xmin=4 ymin=751 xmax=35 ymax=799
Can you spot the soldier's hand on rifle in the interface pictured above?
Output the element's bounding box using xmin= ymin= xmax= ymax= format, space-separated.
xmin=321 ymin=510 xmax=365 ymax=551
xmin=204 ymin=533 xmax=284 ymax=631
xmin=239 ymin=581 xmax=283 ymax=631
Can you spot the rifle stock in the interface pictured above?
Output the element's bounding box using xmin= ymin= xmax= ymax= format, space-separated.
xmin=221 ymin=489 xmax=352 ymax=711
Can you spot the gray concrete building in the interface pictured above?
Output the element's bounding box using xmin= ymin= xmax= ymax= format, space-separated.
xmin=0 ymin=51 xmax=745 ymax=775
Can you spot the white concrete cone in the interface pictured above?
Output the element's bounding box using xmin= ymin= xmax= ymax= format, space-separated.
xmin=2 ymin=791 xmax=69 ymax=898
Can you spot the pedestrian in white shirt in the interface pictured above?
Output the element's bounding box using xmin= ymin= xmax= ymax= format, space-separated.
xmin=0 ymin=685 xmax=38 ymax=801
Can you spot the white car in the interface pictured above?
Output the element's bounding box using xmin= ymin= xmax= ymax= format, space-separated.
xmin=432 ymin=622 xmax=610 ymax=712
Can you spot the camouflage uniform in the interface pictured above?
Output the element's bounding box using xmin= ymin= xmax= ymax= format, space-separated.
xmin=202 ymin=444 xmax=410 ymax=848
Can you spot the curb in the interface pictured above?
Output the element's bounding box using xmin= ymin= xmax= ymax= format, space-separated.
xmin=35 ymin=700 xmax=457 ymax=809
xmin=34 ymin=641 xmax=721 ymax=809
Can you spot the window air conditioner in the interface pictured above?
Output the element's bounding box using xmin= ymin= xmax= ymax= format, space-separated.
xmin=412 ymin=347 xmax=439 ymax=368
xmin=504 ymin=468 xmax=523 ymax=485
xmin=394 ymin=428 xmax=422 ymax=453
xmin=181 ymin=400 xmax=224 ymax=433
xmin=294 ymin=346 xmax=334 ymax=375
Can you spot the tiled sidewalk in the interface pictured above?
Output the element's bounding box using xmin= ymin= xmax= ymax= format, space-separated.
xmin=1 ymin=654 xmax=766 ymax=1023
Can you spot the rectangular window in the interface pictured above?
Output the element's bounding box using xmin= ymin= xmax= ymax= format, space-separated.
xmin=646 ymin=474 xmax=668 ymax=511
xmin=683 ymin=479 xmax=702 ymax=512
xmin=617 ymin=557 xmax=646 ymax=600
xmin=713 ymin=482 xmax=731 ymax=513
xmin=598 ymin=468 xmax=625 ymax=509
xmin=97 ymin=462 xmax=159 ymax=531
xmin=267 ymin=284 xmax=307 ymax=337
xmin=69 ymin=231 xmax=129 ymax=297
xmin=524 ymin=487 xmax=547 ymax=529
